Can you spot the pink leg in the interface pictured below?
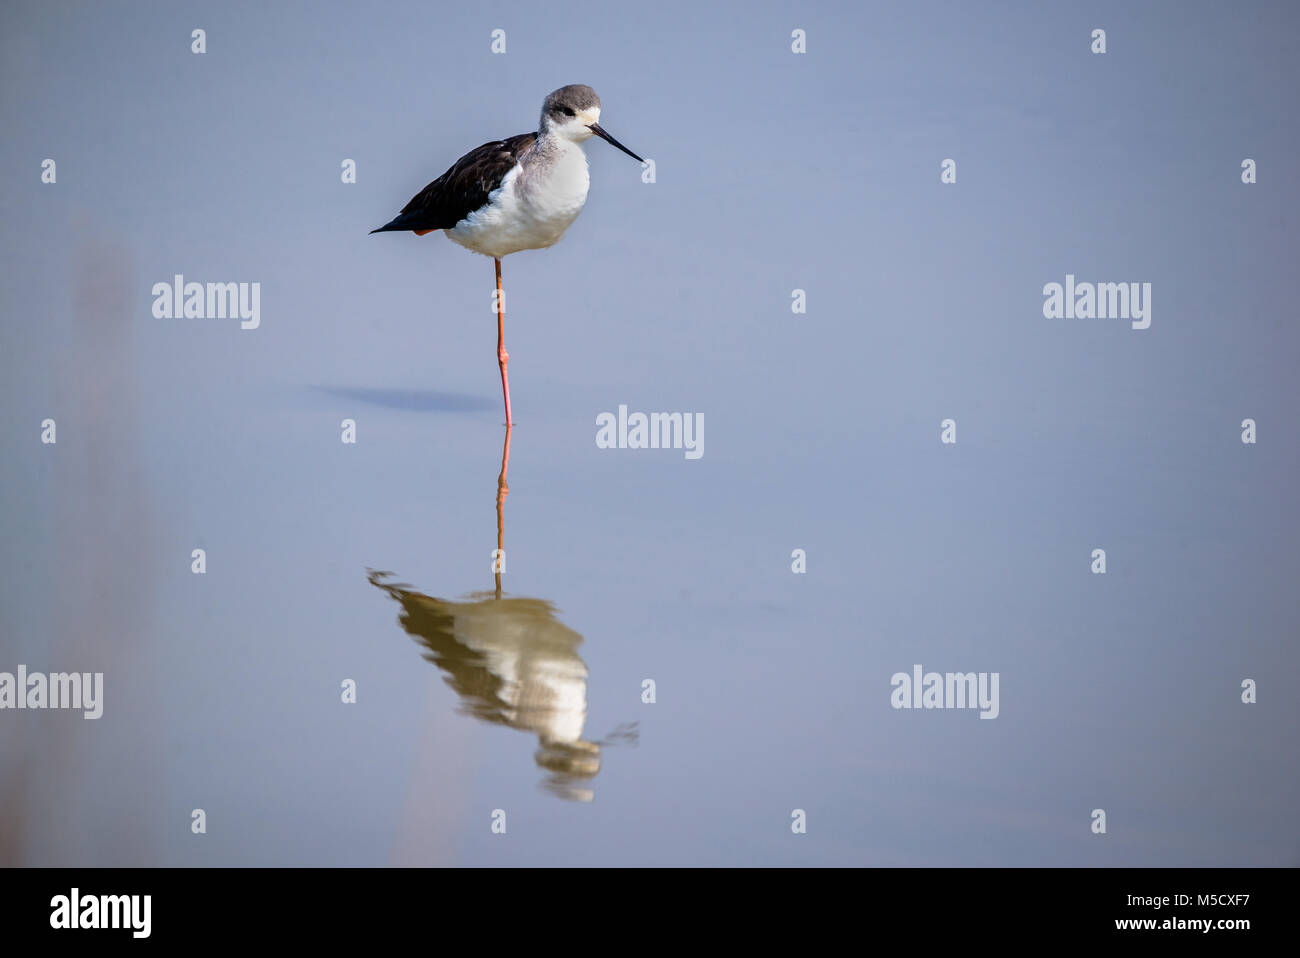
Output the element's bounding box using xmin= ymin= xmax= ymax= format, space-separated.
xmin=495 ymin=257 xmax=513 ymax=426
xmin=495 ymin=423 xmax=511 ymax=598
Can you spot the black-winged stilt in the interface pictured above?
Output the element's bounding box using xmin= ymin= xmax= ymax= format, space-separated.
xmin=371 ymin=85 xmax=643 ymax=425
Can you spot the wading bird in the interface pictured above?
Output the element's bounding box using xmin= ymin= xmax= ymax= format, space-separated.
xmin=371 ymin=85 xmax=643 ymax=425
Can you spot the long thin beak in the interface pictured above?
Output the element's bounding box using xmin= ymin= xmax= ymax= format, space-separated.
xmin=588 ymin=123 xmax=644 ymax=163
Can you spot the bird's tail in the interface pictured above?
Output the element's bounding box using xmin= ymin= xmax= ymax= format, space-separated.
xmin=369 ymin=225 xmax=438 ymax=236
xmin=370 ymin=210 xmax=440 ymax=235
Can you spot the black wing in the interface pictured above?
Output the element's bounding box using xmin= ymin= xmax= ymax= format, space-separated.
xmin=370 ymin=133 xmax=537 ymax=234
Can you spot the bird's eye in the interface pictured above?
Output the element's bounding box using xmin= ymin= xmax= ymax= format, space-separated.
xmin=561 ymin=107 xmax=575 ymax=117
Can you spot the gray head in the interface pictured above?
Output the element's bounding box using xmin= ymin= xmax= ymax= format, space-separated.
xmin=541 ymin=84 xmax=601 ymax=128
xmin=538 ymin=84 xmax=643 ymax=162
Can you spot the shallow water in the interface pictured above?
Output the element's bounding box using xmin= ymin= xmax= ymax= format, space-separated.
xmin=2 ymin=0 xmax=1298 ymax=866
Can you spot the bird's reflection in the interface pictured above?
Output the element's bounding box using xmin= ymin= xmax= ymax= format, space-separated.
xmin=369 ymin=426 xmax=635 ymax=802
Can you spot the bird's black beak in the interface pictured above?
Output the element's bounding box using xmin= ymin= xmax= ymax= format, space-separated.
xmin=588 ymin=123 xmax=644 ymax=163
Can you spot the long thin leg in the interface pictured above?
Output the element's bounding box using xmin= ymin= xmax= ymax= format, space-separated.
xmin=495 ymin=257 xmax=513 ymax=426
xmin=494 ymin=424 xmax=512 ymax=599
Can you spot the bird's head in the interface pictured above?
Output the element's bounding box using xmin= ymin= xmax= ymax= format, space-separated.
xmin=540 ymin=84 xmax=643 ymax=162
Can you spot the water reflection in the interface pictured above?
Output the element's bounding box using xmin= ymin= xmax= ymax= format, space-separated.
xmin=369 ymin=427 xmax=634 ymax=802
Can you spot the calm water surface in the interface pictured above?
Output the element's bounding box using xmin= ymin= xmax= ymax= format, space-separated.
xmin=1 ymin=0 xmax=1297 ymax=866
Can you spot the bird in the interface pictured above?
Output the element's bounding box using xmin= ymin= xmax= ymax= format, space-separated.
xmin=371 ymin=84 xmax=644 ymax=426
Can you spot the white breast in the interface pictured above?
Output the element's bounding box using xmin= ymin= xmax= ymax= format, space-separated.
xmin=447 ymin=141 xmax=590 ymax=259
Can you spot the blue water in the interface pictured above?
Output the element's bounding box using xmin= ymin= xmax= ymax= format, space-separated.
xmin=1 ymin=0 xmax=1297 ymax=866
